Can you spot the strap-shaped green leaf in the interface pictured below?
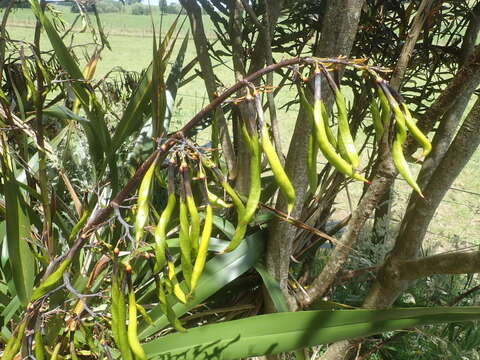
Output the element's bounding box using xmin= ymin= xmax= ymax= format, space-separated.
xmin=138 ymin=231 xmax=265 ymax=339
xmin=29 ymin=0 xmax=111 ymax=175
xmin=144 ymin=307 xmax=480 ymax=360
xmin=1 ymin=140 xmax=35 ymax=305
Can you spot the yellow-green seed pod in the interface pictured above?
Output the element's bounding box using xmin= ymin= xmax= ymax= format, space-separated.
xmin=321 ymin=67 xmax=359 ymax=169
xmin=2 ymin=319 xmax=27 ymax=360
xmin=256 ymin=91 xmax=295 ymax=215
xmin=401 ymin=103 xmax=432 ymax=159
xmin=311 ymin=70 xmax=368 ymax=183
xmin=111 ymin=265 xmax=133 ymax=360
xmin=183 ymin=169 xmax=200 ymax=257
xmin=156 ymin=277 xmax=186 ymax=332
xmin=379 ymin=82 xmax=423 ymax=197
xmin=179 ymin=162 xmax=193 ymax=287
xmin=127 ymin=289 xmax=147 ymax=360
xmin=134 ymin=158 xmax=158 ymax=248
xmin=334 ymin=88 xmax=360 ymax=169
xmin=191 ymin=202 xmax=213 ymax=292
xmin=222 ymin=130 xmax=262 ymax=253
xmin=370 ymin=99 xmax=383 ymax=144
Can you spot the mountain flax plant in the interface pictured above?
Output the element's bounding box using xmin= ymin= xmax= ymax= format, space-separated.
xmin=1 ymin=3 xmax=479 ymax=360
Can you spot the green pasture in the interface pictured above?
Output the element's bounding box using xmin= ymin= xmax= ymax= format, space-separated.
xmin=4 ymin=6 xmax=479 ymax=251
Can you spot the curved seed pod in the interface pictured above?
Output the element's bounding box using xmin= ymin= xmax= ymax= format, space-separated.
xmin=201 ymin=157 xmax=245 ymax=217
xmin=370 ymin=99 xmax=383 ymax=144
xmin=322 ymin=67 xmax=359 ymax=169
xmin=321 ymin=101 xmax=337 ymax=149
xmin=306 ymin=131 xmax=318 ymax=194
xmin=34 ymin=327 xmax=46 ymax=360
xmin=255 ymin=93 xmax=295 ymax=215
xmin=401 ymin=103 xmax=432 ymax=159
xmin=31 ymin=258 xmax=72 ymax=301
xmin=311 ymin=70 xmax=368 ymax=183
xmin=298 ymin=83 xmax=336 ymax=149
xmin=70 ymin=341 xmax=79 ymax=360
xmin=190 ymin=204 xmax=212 ymax=291
xmin=182 ymin=162 xmax=200 ymax=257
xmin=378 ymin=82 xmax=423 ymax=196
xmin=191 ymin=166 xmax=213 ymax=292
xmin=166 ymin=256 xmax=187 ymax=304
xmin=207 ymin=190 xmax=233 ymax=208
xmin=377 ymin=85 xmax=391 ymax=126
xmin=179 ymin=164 xmax=193 ymax=288
xmin=153 ymin=160 xmax=176 ymax=273
xmin=2 ymin=319 xmax=27 ymax=360
xmin=151 ymin=160 xmax=186 ymax=303
xmin=222 ymin=129 xmax=262 ymax=253
xmin=50 ymin=343 xmax=62 ymax=360
xmin=111 ymin=257 xmax=133 ymax=360
xmin=127 ymin=276 xmax=147 ymax=360
xmin=298 ymin=84 xmax=319 ymax=194
xmin=392 ymin=134 xmax=423 ymax=196
xmin=156 ymin=277 xmax=186 ymax=332
xmin=134 ymin=157 xmax=158 ymax=248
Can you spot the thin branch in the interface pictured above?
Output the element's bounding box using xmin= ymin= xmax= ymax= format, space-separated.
xmin=389 ymin=0 xmax=436 ymax=91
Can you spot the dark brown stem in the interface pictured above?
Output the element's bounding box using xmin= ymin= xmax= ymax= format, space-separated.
xmin=33 ymin=0 xmax=53 ymax=258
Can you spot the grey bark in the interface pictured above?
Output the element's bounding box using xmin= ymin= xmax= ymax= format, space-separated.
xmin=416 ymin=15 xmax=480 ymax=188
xmin=364 ymin=94 xmax=480 ymax=310
xmin=373 ymin=0 xmax=435 ymax=245
xmin=265 ymin=0 xmax=365 ymax=309
xmin=412 ymin=45 xmax=480 ymax=144
xmin=321 ymin=93 xmax=480 ymax=360
xmin=180 ymin=0 xmax=237 ymax=178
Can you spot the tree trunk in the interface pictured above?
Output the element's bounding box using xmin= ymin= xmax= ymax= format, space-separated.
xmin=265 ymin=0 xmax=365 ymax=309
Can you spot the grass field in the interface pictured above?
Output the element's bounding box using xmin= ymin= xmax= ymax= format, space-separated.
xmin=4 ymin=6 xmax=479 ymax=252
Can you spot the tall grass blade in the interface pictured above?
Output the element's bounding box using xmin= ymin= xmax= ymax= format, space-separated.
xmin=1 ymin=137 xmax=35 ymax=305
xmin=112 ymin=16 xmax=182 ymax=152
xmin=164 ymin=31 xmax=189 ymax=133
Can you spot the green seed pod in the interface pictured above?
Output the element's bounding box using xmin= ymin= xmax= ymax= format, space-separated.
xmin=111 ymin=261 xmax=133 ymax=360
xmin=322 ymin=66 xmax=359 ymax=169
xmin=179 ymin=161 xmax=193 ymax=288
xmin=2 ymin=319 xmax=27 ymax=360
xmin=127 ymin=286 xmax=147 ymax=360
xmin=401 ymin=103 xmax=432 ymax=159
xmin=191 ymin=167 xmax=213 ymax=292
xmin=153 ymin=161 xmax=176 ymax=273
xmin=311 ymin=69 xmax=368 ymax=183
xmin=255 ymin=93 xmax=295 ymax=215
xmin=370 ymin=99 xmax=383 ymax=144
xmin=222 ymin=130 xmax=262 ymax=253
xmin=182 ymin=164 xmax=200 ymax=257
xmin=134 ymin=157 xmax=158 ymax=248
xmin=378 ymin=82 xmax=423 ymax=196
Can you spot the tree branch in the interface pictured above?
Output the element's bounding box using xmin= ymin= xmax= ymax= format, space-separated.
xmin=389 ymin=0 xmax=436 ymax=90
xmin=397 ymin=251 xmax=480 ymax=281
xmin=413 ymin=45 xmax=480 ymax=140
